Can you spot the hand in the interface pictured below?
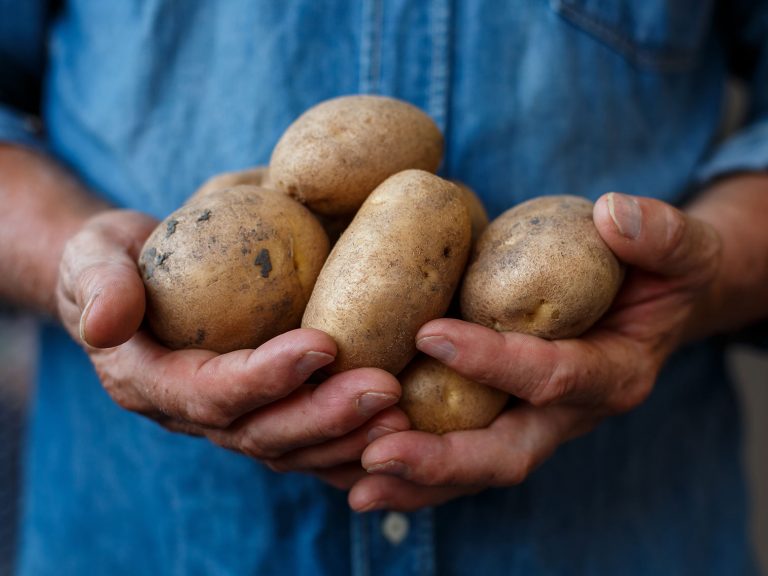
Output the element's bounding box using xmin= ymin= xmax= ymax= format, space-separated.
xmin=348 ymin=192 xmax=722 ymax=511
xmin=56 ymin=209 xmax=408 ymax=488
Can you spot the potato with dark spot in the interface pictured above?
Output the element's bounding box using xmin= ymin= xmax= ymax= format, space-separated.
xmin=270 ymin=95 xmax=443 ymax=216
xmin=190 ymin=166 xmax=351 ymax=244
xmin=139 ymin=185 xmax=329 ymax=353
xmin=302 ymin=169 xmax=471 ymax=374
xmin=461 ymin=195 xmax=624 ymax=339
xmin=399 ymin=355 xmax=508 ymax=434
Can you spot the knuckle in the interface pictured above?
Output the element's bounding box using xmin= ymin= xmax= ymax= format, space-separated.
xmin=183 ymin=399 xmax=234 ymax=429
xmin=529 ymin=368 xmax=569 ymax=407
xmin=238 ymin=430 xmax=281 ymax=460
xmin=610 ymin=376 xmax=654 ymax=414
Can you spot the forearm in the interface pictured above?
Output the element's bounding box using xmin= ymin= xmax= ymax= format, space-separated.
xmin=685 ymin=172 xmax=768 ymax=339
xmin=0 ymin=145 xmax=109 ymax=316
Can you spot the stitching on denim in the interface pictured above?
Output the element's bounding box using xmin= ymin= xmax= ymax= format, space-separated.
xmin=429 ymin=0 xmax=451 ymax=135
xmin=417 ymin=508 xmax=437 ymax=576
xmin=550 ymin=0 xmax=695 ymax=72
xmin=359 ymin=0 xmax=383 ymax=94
xmin=350 ymin=510 xmax=371 ymax=576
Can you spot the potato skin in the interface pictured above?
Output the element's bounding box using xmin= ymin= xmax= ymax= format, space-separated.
xmin=461 ymin=195 xmax=623 ymax=339
xmin=270 ymin=95 xmax=443 ymax=216
xmin=188 ymin=166 xmax=271 ymax=204
xmin=452 ymin=181 xmax=489 ymax=246
xmin=400 ymin=355 xmax=508 ymax=434
xmin=139 ymin=185 xmax=329 ymax=353
xmin=302 ymin=169 xmax=471 ymax=374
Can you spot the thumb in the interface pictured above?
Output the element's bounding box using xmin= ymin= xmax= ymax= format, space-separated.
xmin=593 ymin=192 xmax=721 ymax=280
xmin=58 ymin=210 xmax=157 ymax=349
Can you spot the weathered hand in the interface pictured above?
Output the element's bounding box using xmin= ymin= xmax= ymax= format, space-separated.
xmin=56 ymin=209 xmax=407 ymax=488
xmin=348 ymin=192 xmax=722 ymax=511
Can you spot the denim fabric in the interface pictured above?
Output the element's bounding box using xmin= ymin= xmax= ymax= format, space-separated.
xmin=2 ymin=1 xmax=767 ymax=574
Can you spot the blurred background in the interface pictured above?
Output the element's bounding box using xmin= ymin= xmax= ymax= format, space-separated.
xmin=1 ymin=311 xmax=766 ymax=574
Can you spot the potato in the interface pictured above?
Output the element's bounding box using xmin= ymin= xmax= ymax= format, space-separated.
xmin=399 ymin=355 xmax=508 ymax=434
xmin=190 ymin=166 xmax=351 ymax=244
xmin=188 ymin=166 xmax=271 ymax=203
xmin=270 ymin=95 xmax=443 ymax=216
xmin=453 ymin=180 xmax=489 ymax=246
xmin=302 ymin=169 xmax=471 ymax=374
xmin=139 ymin=185 xmax=329 ymax=353
xmin=461 ymin=195 xmax=623 ymax=339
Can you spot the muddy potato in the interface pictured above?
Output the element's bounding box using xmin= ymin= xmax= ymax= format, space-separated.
xmin=188 ymin=166 xmax=271 ymax=203
xmin=139 ymin=185 xmax=329 ymax=353
xmin=270 ymin=95 xmax=443 ymax=216
xmin=461 ymin=195 xmax=624 ymax=339
xmin=302 ymin=169 xmax=471 ymax=374
xmin=191 ymin=166 xmax=351 ymax=244
xmin=400 ymin=355 xmax=508 ymax=434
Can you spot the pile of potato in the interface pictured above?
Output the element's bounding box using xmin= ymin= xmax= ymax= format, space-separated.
xmin=139 ymin=95 xmax=623 ymax=435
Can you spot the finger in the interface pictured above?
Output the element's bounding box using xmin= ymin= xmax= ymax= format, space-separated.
xmin=264 ymin=407 xmax=410 ymax=471
xmin=594 ymin=193 xmax=721 ymax=283
xmin=416 ymin=318 xmax=652 ymax=409
xmin=349 ymin=476 xmax=478 ymax=512
xmin=206 ymin=368 xmax=401 ymax=459
xmin=58 ymin=210 xmax=158 ymax=348
xmin=311 ymin=463 xmax=369 ymax=491
xmin=359 ymin=404 xmax=591 ymax=489
xmin=93 ymin=327 xmax=337 ymax=429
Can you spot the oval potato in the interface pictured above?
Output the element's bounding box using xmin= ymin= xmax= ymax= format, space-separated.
xmin=461 ymin=195 xmax=623 ymax=339
xmin=139 ymin=185 xmax=329 ymax=353
xmin=302 ymin=169 xmax=471 ymax=374
xmin=270 ymin=95 xmax=443 ymax=216
xmin=400 ymin=355 xmax=508 ymax=435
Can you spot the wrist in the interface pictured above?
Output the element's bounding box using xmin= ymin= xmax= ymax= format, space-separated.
xmin=0 ymin=145 xmax=110 ymax=316
xmin=684 ymin=172 xmax=768 ymax=339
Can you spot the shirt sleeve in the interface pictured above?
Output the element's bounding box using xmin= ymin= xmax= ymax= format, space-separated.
xmin=695 ymin=1 xmax=768 ymax=183
xmin=0 ymin=0 xmax=55 ymax=152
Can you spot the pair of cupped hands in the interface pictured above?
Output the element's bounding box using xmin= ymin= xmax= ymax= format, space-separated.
xmin=57 ymin=191 xmax=721 ymax=512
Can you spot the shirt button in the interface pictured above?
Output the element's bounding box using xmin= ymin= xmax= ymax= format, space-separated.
xmin=381 ymin=512 xmax=409 ymax=545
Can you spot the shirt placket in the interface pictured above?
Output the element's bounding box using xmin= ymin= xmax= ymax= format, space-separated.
xmin=352 ymin=1 xmax=452 ymax=576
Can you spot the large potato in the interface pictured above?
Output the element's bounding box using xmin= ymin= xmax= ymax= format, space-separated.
xmin=270 ymin=95 xmax=443 ymax=216
xmin=399 ymin=355 xmax=508 ymax=434
xmin=461 ymin=195 xmax=623 ymax=339
xmin=302 ymin=169 xmax=471 ymax=374
xmin=139 ymin=185 xmax=329 ymax=353
xmin=189 ymin=166 xmax=351 ymax=243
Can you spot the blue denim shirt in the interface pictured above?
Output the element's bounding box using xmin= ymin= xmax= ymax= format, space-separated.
xmin=3 ymin=1 xmax=768 ymax=575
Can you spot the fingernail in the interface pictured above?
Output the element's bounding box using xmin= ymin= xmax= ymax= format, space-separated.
xmin=296 ymin=351 xmax=335 ymax=377
xmin=366 ymin=459 xmax=410 ymax=478
xmin=607 ymin=192 xmax=642 ymax=239
xmin=367 ymin=425 xmax=398 ymax=443
xmin=78 ymin=293 xmax=98 ymax=346
xmin=357 ymin=393 xmax=399 ymax=418
xmin=416 ymin=335 xmax=456 ymax=362
xmin=356 ymin=499 xmax=386 ymax=513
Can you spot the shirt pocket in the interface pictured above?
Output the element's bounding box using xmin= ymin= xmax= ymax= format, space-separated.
xmin=549 ymin=0 xmax=714 ymax=72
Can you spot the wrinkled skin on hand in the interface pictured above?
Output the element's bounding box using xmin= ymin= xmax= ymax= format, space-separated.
xmin=347 ymin=192 xmax=724 ymax=511
xmin=56 ymin=209 xmax=408 ymax=488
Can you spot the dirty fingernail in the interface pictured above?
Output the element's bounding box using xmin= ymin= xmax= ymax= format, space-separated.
xmin=366 ymin=459 xmax=410 ymax=478
xmin=416 ymin=335 xmax=456 ymax=362
xmin=357 ymin=393 xmax=399 ymax=418
xmin=79 ymin=293 xmax=98 ymax=346
xmin=296 ymin=351 xmax=335 ymax=377
xmin=367 ymin=425 xmax=398 ymax=443
xmin=607 ymin=192 xmax=642 ymax=239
